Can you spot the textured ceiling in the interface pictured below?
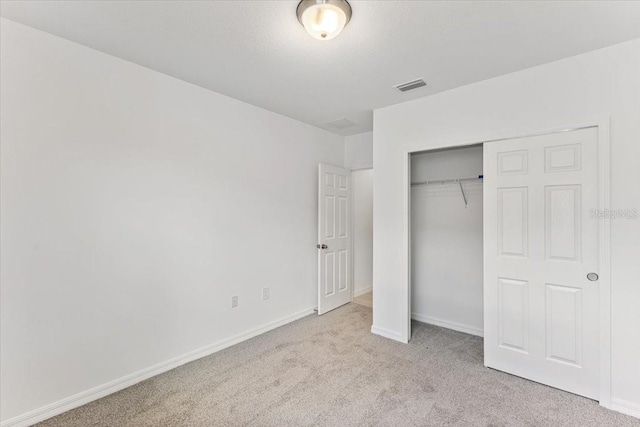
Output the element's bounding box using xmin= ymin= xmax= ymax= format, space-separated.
xmin=2 ymin=1 xmax=640 ymax=136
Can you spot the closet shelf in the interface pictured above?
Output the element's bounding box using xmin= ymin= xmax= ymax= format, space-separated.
xmin=411 ymin=175 xmax=483 ymax=208
xmin=410 ymin=175 xmax=483 ymax=187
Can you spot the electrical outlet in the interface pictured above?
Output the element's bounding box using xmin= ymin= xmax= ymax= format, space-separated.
xmin=262 ymin=287 xmax=270 ymax=300
xmin=231 ymin=295 xmax=238 ymax=308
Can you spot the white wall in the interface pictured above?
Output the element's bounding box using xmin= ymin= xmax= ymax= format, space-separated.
xmin=352 ymin=169 xmax=373 ymax=296
xmin=344 ymin=131 xmax=373 ymax=170
xmin=0 ymin=18 xmax=344 ymax=424
xmin=411 ymin=147 xmax=483 ymax=336
xmin=372 ymin=38 xmax=640 ymax=415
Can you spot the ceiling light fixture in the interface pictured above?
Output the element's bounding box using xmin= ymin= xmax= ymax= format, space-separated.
xmin=297 ymin=0 xmax=352 ymax=41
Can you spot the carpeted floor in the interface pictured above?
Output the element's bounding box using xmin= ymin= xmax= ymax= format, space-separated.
xmin=37 ymin=303 xmax=639 ymax=427
xmin=353 ymin=291 xmax=373 ymax=308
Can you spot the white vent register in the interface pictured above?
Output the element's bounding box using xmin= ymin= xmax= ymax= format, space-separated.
xmin=394 ymin=79 xmax=427 ymax=92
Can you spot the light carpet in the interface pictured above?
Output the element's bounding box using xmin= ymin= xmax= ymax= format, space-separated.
xmin=353 ymin=291 xmax=373 ymax=308
xmin=36 ymin=303 xmax=639 ymax=426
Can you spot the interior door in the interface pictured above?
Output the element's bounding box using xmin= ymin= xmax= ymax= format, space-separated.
xmin=484 ymin=127 xmax=600 ymax=399
xmin=318 ymin=164 xmax=353 ymax=314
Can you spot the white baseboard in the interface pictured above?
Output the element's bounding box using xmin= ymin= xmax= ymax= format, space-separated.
xmin=411 ymin=313 xmax=484 ymax=337
xmin=610 ymin=398 xmax=640 ymax=419
xmin=0 ymin=306 xmax=315 ymax=427
xmin=353 ymin=286 xmax=372 ymax=297
xmin=371 ymin=325 xmax=408 ymax=343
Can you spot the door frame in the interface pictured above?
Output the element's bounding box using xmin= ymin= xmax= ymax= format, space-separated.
xmin=401 ymin=116 xmax=611 ymax=407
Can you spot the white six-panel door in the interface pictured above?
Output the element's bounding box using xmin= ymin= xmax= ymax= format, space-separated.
xmin=484 ymin=128 xmax=600 ymax=399
xmin=318 ymin=164 xmax=353 ymax=315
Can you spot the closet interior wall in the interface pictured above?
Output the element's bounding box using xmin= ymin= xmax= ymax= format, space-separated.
xmin=410 ymin=145 xmax=484 ymax=336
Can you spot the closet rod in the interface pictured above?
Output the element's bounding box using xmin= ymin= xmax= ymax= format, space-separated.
xmin=411 ymin=175 xmax=483 ymax=208
xmin=410 ymin=175 xmax=483 ymax=187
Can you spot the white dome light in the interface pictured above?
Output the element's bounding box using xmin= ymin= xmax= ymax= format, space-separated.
xmin=297 ymin=0 xmax=352 ymax=41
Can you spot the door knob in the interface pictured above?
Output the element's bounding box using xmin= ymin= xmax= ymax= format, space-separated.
xmin=587 ymin=272 xmax=599 ymax=281
xmin=316 ymin=244 xmax=328 ymax=249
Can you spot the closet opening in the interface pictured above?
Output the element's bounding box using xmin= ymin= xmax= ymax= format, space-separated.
xmin=409 ymin=144 xmax=484 ymax=337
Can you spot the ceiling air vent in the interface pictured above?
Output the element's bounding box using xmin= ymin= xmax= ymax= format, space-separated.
xmin=394 ymin=79 xmax=427 ymax=93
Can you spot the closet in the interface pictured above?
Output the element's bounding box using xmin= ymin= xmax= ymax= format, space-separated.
xmin=410 ymin=145 xmax=484 ymax=337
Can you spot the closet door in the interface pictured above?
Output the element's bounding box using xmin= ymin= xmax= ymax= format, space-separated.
xmin=484 ymin=128 xmax=600 ymax=399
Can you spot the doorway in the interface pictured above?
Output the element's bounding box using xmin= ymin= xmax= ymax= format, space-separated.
xmin=316 ymin=165 xmax=373 ymax=314
xmin=352 ymin=168 xmax=373 ymax=308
